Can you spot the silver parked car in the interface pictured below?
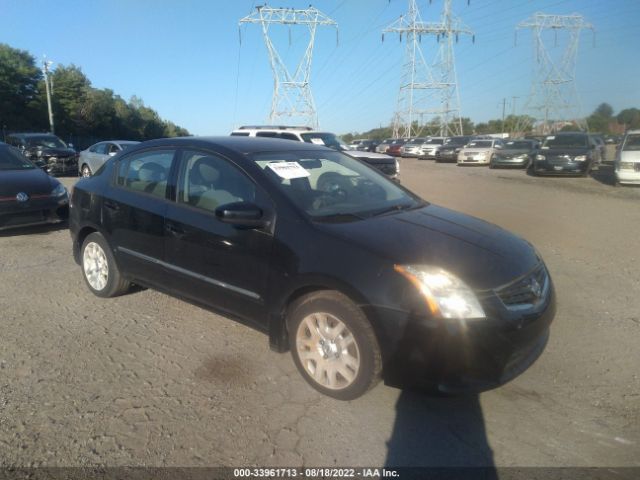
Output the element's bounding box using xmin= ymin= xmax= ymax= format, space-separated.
xmin=78 ymin=140 xmax=139 ymax=177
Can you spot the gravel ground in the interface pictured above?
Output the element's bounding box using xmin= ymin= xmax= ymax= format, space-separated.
xmin=0 ymin=151 xmax=638 ymax=468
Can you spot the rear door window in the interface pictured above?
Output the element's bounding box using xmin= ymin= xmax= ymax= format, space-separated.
xmin=115 ymin=149 xmax=176 ymax=198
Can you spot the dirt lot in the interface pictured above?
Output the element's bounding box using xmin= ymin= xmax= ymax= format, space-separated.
xmin=0 ymin=152 xmax=639 ymax=468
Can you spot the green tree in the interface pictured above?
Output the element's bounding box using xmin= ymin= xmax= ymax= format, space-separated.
xmin=0 ymin=44 xmax=44 ymax=132
xmin=617 ymin=108 xmax=640 ymax=130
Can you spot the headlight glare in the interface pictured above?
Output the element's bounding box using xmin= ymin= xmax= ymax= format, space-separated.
xmin=535 ymin=154 xmax=545 ymax=161
xmin=573 ymin=155 xmax=587 ymax=162
xmin=395 ymin=265 xmax=486 ymax=320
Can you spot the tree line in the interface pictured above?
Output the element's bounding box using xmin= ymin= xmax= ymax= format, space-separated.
xmin=0 ymin=43 xmax=189 ymax=149
xmin=342 ymin=103 xmax=640 ymax=143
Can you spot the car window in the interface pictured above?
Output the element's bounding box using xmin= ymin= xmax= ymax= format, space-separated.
xmin=107 ymin=144 xmax=120 ymax=154
xmin=25 ymin=135 xmax=67 ymax=149
xmin=504 ymin=141 xmax=533 ymax=149
xmin=230 ymin=132 xmax=250 ymax=136
xmin=116 ymin=149 xmax=174 ymax=198
xmin=279 ymin=133 xmax=300 ymax=141
xmin=542 ymin=134 xmax=588 ymax=149
xmin=467 ymin=141 xmax=492 ymax=148
xmin=0 ymin=146 xmax=36 ymax=170
xmin=94 ymin=143 xmax=108 ymax=154
xmin=256 ymin=131 xmax=279 ymax=138
xmin=301 ymin=132 xmax=343 ymax=149
xmin=622 ymin=134 xmax=640 ymax=151
xmin=252 ymin=150 xmax=422 ymax=220
xmin=177 ymin=150 xmax=256 ymax=213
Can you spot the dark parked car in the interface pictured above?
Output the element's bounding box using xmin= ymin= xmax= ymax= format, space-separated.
xmin=435 ymin=136 xmax=473 ymax=163
xmin=70 ymin=137 xmax=555 ymax=400
xmin=356 ymin=139 xmax=380 ymax=152
xmin=533 ymin=132 xmax=600 ymax=176
xmin=0 ymin=143 xmax=69 ymax=230
xmin=490 ymin=139 xmax=539 ymax=169
xmin=5 ymin=133 xmax=78 ymax=176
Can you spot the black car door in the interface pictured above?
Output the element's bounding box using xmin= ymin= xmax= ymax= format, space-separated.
xmin=101 ymin=147 xmax=177 ymax=286
xmin=163 ymin=149 xmax=274 ymax=325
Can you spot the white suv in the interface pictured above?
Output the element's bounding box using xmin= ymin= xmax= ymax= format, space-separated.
xmin=230 ymin=126 xmax=399 ymax=180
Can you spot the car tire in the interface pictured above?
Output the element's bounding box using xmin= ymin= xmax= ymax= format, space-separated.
xmin=81 ymin=232 xmax=130 ymax=298
xmin=287 ymin=290 xmax=382 ymax=400
xmin=81 ymin=164 xmax=92 ymax=178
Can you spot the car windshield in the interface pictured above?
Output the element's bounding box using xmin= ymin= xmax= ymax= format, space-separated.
xmin=504 ymin=141 xmax=533 ymax=150
xmin=425 ymin=138 xmax=444 ymax=145
xmin=25 ymin=135 xmax=67 ymax=149
xmin=301 ymin=132 xmax=344 ymax=150
xmin=251 ymin=150 xmax=423 ymax=221
xmin=407 ymin=138 xmax=425 ymax=145
xmin=445 ymin=137 xmax=469 ymax=146
xmin=622 ymin=134 xmax=640 ymax=151
xmin=120 ymin=143 xmax=137 ymax=151
xmin=542 ymin=134 xmax=588 ymax=149
xmin=467 ymin=141 xmax=492 ymax=148
xmin=0 ymin=147 xmax=36 ymax=170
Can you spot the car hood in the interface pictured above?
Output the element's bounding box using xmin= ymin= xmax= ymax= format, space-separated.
xmin=461 ymin=146 xmax=493 ymax=153
xmin=540 ymin=147 xmax=590 ymax=156
xmin=347 ymin=151 xmax=395 ymax=165
xmin=318 ymin=204 xmax=539 ymax=290
xmin=495 ymin=149 xmax=533 ymax=156
xmin=0 ymin=168 xmax=54 ymax=196
xmin=619 ymin=151 xmax=640 ymax=162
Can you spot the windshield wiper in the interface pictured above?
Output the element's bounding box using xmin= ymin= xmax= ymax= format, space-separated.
xmin=368 ymin=203 xmax=416 ymax=218
xmin=314 ymin=212 xmax=365 ymax=222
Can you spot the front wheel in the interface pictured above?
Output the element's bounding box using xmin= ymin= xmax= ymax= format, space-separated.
xmin=81 ymin=232 xmax=130 ymax=298
xmin=288 ymin=291 xmax=382 ymax=400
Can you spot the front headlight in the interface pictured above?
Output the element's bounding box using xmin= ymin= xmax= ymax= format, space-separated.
xmin=573 ymin=155 xmax=587 ymax=162
xmin=535 ymin=154 xmax=545 ymax=161
xmin=514 ymin=154 xmax=528 ymax=160
xmin=395 ymin=265 xmax=486 ymax=320
xmin=51 ymin=183 xmax=67 ymax=197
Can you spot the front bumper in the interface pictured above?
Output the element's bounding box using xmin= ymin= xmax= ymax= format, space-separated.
xmin=0 ymin=195 xmax=69 ymax=231
xmin=44 ymin=157 xmax=78 ymax=176
xmin=616 ymin=167 xmax=640 ymax=184
xmin=492 ymin=157 xmax=530 ymax=168
xmin=367 ymin=273 xmax=556 ymax=392
xmin=533 ymin=160 xmax=589 ymax=175
xmin=435 ymin=150 xmax=458 ymax=162
xmin=458 ymin=154 xmax=490 ymax=165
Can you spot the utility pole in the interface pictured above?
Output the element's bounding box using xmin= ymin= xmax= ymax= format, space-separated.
xmin=239 ymin=6 xmax=338 ymax=129
xmin=516 ymin=13 xmax=594 ymax=134
xmin=383 ymin=0 xmax=473 ymax=139
xmin=42 ymin=57 xmax=55 ymax=134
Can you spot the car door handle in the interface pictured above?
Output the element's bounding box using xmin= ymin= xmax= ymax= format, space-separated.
xmin=165 ymin=223 xmax=185 ymax=236
xmin=103 ymin=200 xmax=119 ymax=211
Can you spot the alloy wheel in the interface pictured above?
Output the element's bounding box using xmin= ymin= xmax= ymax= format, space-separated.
xmin=83 ymin=241 xmax=109 ymax=291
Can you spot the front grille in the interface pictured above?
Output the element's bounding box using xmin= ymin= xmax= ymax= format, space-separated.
xmin=495 ymin=264 xmax=548 ymax=308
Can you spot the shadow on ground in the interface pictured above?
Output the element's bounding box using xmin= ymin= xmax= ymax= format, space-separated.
xmin=385 ymin=390 xmax=497 ymax=477
xmin=0 ymin=221 xmax=68 ymax=237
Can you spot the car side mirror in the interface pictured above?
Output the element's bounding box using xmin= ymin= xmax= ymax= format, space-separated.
xmin=215 ymin=202 xmax=267 ymax=229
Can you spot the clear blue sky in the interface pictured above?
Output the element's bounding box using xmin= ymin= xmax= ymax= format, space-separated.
xmin=3 ymin=0 xmax=639 ymax=135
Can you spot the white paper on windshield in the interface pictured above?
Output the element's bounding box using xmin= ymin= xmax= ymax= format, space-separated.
xmin=310 ymin=138 xmax=325 ymax=145
xmin=546 ymin=136 xmax=555 ymax=140
xmin=267 ymin=161 xmax=311 ymax=179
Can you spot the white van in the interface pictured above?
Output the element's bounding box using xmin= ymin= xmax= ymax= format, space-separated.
xmin=615 ymin=130 xmax=640 ymax=186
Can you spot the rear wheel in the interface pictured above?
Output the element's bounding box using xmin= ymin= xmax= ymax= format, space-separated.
xmin=81 ymin=232 xmax=130 ymax=298
xmin=288 ymin=291 xmax=382 ymax=400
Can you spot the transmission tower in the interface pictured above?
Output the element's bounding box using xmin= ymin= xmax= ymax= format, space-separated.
xmin=383 ymin=0 xmax=473 ymax=139
xmin=516 ymin=13 xmax=594 ymax=134
xmin=239 ymin=5 xmax=337 ymax=129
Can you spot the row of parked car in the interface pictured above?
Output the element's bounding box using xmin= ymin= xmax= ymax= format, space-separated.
xmin=371 ymin=132 xmax=640 ymax=184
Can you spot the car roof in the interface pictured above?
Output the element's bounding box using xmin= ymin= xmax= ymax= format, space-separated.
xmin=128 ymin=136 xmax=335 ymax=155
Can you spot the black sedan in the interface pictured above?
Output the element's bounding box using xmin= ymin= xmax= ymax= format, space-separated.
xmin=490 ymin=139 xmax=539 ymax=169
xmin=533 ymin=132 xmax=600 ymax=176
xmin=6 ymin=133 xmax=78 ymax=176
xmin=0 ymin=143 xmax=69 ymax=230
xmin=69 ymin=137 xmax=555 ymax=400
